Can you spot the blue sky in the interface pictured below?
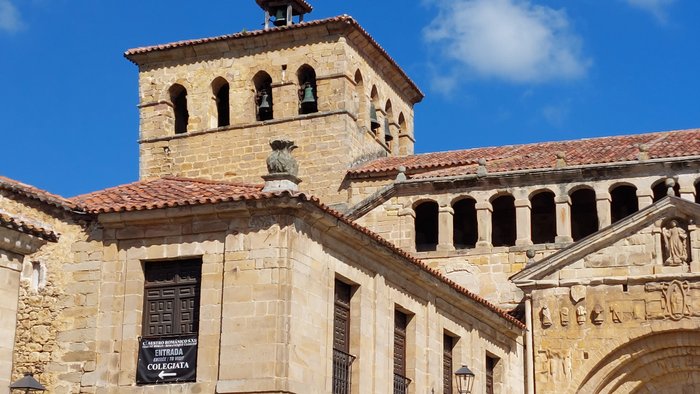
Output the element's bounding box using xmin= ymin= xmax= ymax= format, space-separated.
xmin=0 ymin=0 xmax=698 ymax=197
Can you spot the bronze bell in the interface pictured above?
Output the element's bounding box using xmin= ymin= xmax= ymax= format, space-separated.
xmin=300 ymin=85 xmax=317 ymax=113
xmin=273 ymin=8 xmax=287 ymax=26
xmin=258 ymin=91 xmax=272 ymax=120
xmin=384 ymin=118 xmax=393 ymax=141
xmin=369 ymin=104 xmax=380 ymax=130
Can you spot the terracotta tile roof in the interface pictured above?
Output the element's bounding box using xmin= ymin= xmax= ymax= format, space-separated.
xmin=69 ymin=176 xmax=523 ymax=329
xmin=0 ymin=211 xmax=58 ymax=241
xmin=124 ymin=15 xmax=423 ymax=104
xmin=70 ymin=177 xmax=266 ymax=214
xmin=255 ymin=0 xmax=313 ymax=13
xmin=348 ymin=128 xmax=700 ymax=179
xmin=0 ymin=176 xmax=78 ymax=212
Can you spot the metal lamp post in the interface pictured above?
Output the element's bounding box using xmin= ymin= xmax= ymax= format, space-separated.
xmin=9 ymin=372 xmax=46 ymax=393
xmin=455 ymin=365 xmax=475 ymax=394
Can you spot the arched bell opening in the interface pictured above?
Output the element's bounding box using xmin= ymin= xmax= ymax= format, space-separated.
xmin=414 ymin=201 xmax=439 ymax=252
xmin=169 ymin=84 xmax=189 ymax=134
xmin=211 ymin=77 xmax=230 ymax=128
xmin=652 ymin=178 xmax=680 ymax=201
xmin=253 ymin=71 xmax=273 ymax=121
xmin=491 ymin=195 xmax=516 ymax=247
xmin=369 ymin=85 xmax=381 ymax=134
xmin=610 ymin=184 xmax=638 ymax=223
xmin=354 ymin=69 xmax=366 ymax=127
xmin=453 ymin=198 xmax=477 ymax=249
xmin=297 ymin=64 xmax=318 ymax=114
xmin=696 ymin=179 xmax=700 ymax=204
xmin=530 ymin=191 xmax=556 ymax=244
xmin=384 ymin=100 xmax=394 ymax=148
xmin=570 ymin=188 xmax=598 ymax=241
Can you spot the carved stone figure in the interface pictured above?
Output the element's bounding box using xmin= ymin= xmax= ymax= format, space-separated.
xmin=610 ymin=304 xmax=622 ymax=323
xmin=576 ymin=305 xmax=587 ymax=325
xmin=560 ymin=307 xmax=570 ymax=326
xmin=662 ymin=220 xmax=688 ymax=266
xmin=591 ymin=304 xmax=604 ymax=325
xmin=266 ymin=139 xmax=298 ymax=176
xmin=541 ymin=306 xmax=553 ymax=328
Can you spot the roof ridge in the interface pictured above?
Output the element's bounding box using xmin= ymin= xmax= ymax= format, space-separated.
xmin=160 ymin=176 xmax=263 ymax=188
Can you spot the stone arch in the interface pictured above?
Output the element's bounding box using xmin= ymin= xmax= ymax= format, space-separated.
xmin=610 ymin=183 xmax=638 ymax=223
xmin=169 ymin=83 xmax=189 ymax=134
xmin=490 ymin=194 xmax=516 ymax=247
xmin=211 ymin=77 xmax=230 ymax=128
xmin=570 ymin=186 xmax=598 ymax=241
xmin=530 ymin=190 xmax=556 ymax=244
xmin=577 ymin=329 xmax=700 ymax=393
xmin=253 ymin=70 xmax=273 ymax=121
xmin=369 ymin=85 xmax=380 ymax=134
xmin=383 ymin=99 xmax=394 ymax=146
xmin=414 ymin=200 xmax=439 ymax=251
xmin=354 ymin=69 xmax=366 ymax=127
xmin=452 ymin=196 xmax=477 ymax=249
xmin=297 ymin=64 xmax=318 ymax=114
xmin=652 ymin=178 xmax=681 ymax=201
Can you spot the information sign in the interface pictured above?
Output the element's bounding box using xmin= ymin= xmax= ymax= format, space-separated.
xmin=136 ymin=336 xmax=198 ymax=384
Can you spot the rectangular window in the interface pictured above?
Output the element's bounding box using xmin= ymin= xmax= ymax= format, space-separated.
xmin=393 ymin=310 xmax=410 ymax=394
xmin=333 ymin=280 xmax=355 ymax=394
xmin=486 ymin=356 xmax=498 ymax=394
xmin=443 ymin=334 xmax=454 ymax=394
xmin=142 ymin=259 xmax=202 ymax=338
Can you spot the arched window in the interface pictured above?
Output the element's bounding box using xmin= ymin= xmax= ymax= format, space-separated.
xmin=696 ymin=180 xmax=700 ymax=204
xmin=169 ymin=84 xmax=189 ymax=134
xmin=453 ymin=198 xmax=477 ymax=249
xmin=571 ymin=188 xmax=598 ymax=241
xmin=212 ymin=77 xmax=230 ymax=128
xmin=415 ymin=201 xmax=439 ymax=251
xmin=297 ymin=64 xmax=318 ymax=114
xmin=253 ymin=71 xmax=273 ymax=121
xmin=384 ymin=100 xmax=394 ymax=146
xmin=369 ymin=85 xmax=380 ymax=133
xmin=354 ymin=70 xmax=365 ymax=126
xmin=531 ymin=191 xmax=556 ymax=244
xmin=398 ymin=113 xmax=407 ymax=155
xmin=491 ymin=195 xmax=516 ymax=247
xmin=611 ymin=185 xmax=639 ymax=223
xmin=652 ymin=179 xmax=680 ymax=201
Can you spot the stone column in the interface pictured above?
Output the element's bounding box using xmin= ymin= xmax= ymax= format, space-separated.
xmin=637 ymin=190 xmax=654 ymax=209
xmin=689 ymin=223 xmax=699 ymax=272
xmin=398 ymin=207 xmax=416 ymax=252
xmin=515 ymin=199 xmax=532 ymax=246
xmin=475 ymin=201 xmax=493 ymax=248
xmin=596 ymin=192 xmax=612 ymax=229
xmin=0 ymin=256 xmax=22 ymax=394
xmin=438 ymin=205 xmax=455 ymax=252
xmin=555 ymin=195 xmax=573 ymax=243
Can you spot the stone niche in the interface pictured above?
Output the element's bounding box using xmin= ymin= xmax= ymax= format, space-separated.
xmin=660 ymin=218 xmax=692 ymax=267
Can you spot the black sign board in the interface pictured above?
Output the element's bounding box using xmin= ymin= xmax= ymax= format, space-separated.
xmin=137 ymin=336 xmax=198 ymax=384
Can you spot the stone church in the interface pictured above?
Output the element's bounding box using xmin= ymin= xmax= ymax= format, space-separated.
xmin=2 ymin=1 xmax=699 ymax=393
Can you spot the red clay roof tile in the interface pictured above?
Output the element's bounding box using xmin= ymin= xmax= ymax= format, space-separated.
xmin=349 ymin=128 xmax=700 ymax=179
xmin=0 ymin=176 xmax=78 ymax=211
xmin=70 ymin=177 xmax=266 ymax=214
xmin=0 ymin=211 xmax=58 ymax=241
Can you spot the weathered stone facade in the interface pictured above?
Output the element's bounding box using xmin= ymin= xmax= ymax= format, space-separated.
xmin=4 ymin=1 xmax=700 ymax=393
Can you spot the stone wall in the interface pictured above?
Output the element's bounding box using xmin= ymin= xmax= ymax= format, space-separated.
xmin=0 ymin=249 xmax=22 ymax=394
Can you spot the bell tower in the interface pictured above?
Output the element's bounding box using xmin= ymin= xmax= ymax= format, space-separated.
xmin=256 ymin=0 xmax=312 ymax=29
xmin=126 ymin=1 xmax=423 ymax=206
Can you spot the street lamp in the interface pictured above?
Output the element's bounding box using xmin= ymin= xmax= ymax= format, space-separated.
xmin=9 ymin=372 xmax=46 ymax=393
xmin=455 ymin=365 xmax=475 ymax=394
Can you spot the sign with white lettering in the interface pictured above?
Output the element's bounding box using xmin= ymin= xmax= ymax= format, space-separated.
xmin=136 ymin=336 xmax=198 ymax=384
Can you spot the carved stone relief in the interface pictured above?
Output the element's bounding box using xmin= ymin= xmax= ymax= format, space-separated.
xmin=541 ymin=306 xmax=553 ymax=328
xmin=610 ymin=304 xmax=623 ymax=323
xmin=560 ymin=307 xmax=570 ymax=326
xmin=576 ymin=305 xmax=587 ymax=325
xmin=661 ymin=219 xmax=690 ymax=266
xmin=645 ymin=280 xmax=700 ymax=320
xmin=570 ymin=285 xmax=586 ymax=304
xmin=591 ymin=304 xmax=604 ymax=325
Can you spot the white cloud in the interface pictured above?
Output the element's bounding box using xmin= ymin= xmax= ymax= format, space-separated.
xmin=423 ymin=0 xmax=590 ymax=84
xmin=624 ymin=0 xmax=675 ymax=22
xmin=0 ymin=0 xmax=23 ymax=33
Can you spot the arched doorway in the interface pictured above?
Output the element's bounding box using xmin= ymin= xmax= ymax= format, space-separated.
xmin=577 ymin=330 xmax=700 ymax=393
